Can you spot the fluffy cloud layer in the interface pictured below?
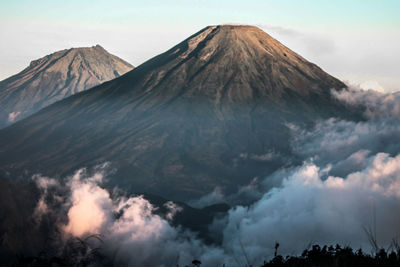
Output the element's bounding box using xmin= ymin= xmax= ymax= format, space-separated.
xmin=222 ymin=153 xmax=400 ymax=264
xmin=214 ymin=88 xmax=400 ymax=264
xmin=332 ymin=87 xmax=400 ymax=120
xmin=290 ymin=118 xmax=400 ymax=170
xmin=35 ymin=151 xmax=400 ymax=265
xmin=34 ymin=167 xmax=234 ymax=267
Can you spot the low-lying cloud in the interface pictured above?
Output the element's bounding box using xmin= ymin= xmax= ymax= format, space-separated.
xmin=8 ymin=111 xmax=21 ymax=122
xmin=26 ymin=87 xmax=400 ymax=266
xmin=222 ymin=153 xmax=400 ymax=263
xmin=290 ymin=118 xmax=400 ymax=170
xmin=34 ymin=166 xmax=234 ymax=267
xmin=332 ymin=87 xmax=400 ymax=120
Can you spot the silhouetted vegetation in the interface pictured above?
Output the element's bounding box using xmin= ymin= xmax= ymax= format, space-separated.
xmin=13 ymin=242 xmax=400 ymax=267
xmin=13 ymin=235 xmax=103 ymax=267
xmin=262 ymin=244 xmax=400 ymax=267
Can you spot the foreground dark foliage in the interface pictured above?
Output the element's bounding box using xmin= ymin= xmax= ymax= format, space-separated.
xmin=12 ymin=243 xmax=400 ymax=267
xmin=12 ymin=235 xmax=103 ymax=267
xmin=262 ymin=244 xmax=400 ymax=267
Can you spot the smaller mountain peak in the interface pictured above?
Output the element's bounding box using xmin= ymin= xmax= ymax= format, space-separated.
xmin=62 ymin=45 xmax=106 ymax=54
xmin=0 ymin=45 xmax=134 ymax=127
xmin=93 ymin=44 xmax=105 ymax=50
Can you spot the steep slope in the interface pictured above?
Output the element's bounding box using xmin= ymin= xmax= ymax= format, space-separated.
xmin=0 ymin=25 xmax=356 ymax=201
xmin=0 ymin=45 xmax=133 ymax=127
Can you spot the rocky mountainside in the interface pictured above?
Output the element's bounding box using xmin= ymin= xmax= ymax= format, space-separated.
xmin=0 ymin=45 xmax=133 ymax=128
xmin=0 ymin=25 xmax=357 ymax=201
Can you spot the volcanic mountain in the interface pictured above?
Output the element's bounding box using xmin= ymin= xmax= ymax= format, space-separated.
xmin=0 ymin=25 xmax=356 ymax=201
xmin=0 ymin=45 xmax=133 ymax=128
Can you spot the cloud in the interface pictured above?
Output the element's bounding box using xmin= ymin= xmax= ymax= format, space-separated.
xmin=33 ymin=166 xmax=234 ymax=267
xmin=32 ymin=150 xmax=400 ymax=265
xmin=189 ymin=187 xmax=225 ymax=208
xmin=189 ymin=178 xmax=263 ymax=208
xmin=332 ymin=87 xmax=400 ymax=120
xmin=221 ymin=153 xmax=400 ymax=264
xmin=62 ymin=169 xmax=113 ymax=237
xmin=8 ymin=111 xmax=21 ymax=122
xmin=360 ymin=81 xmax=385 ymax=93
xmin=212 ymin=88 xmax=400 ymax=264
xmin=32 ymin=174 xmax=59 ymax=222
xmin=239 ymin=151 xmax=279 ymax=162
xmin=289 ymin=118 xmax=400 ymax=170
xmin=164 ymin=201 xmax=183 ymax=221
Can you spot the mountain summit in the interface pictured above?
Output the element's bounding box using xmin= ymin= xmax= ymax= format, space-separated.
xmin=128 ymin=24 xmax=344 ymax=101
xmin=108 ymin=25 xmax=345 ymax=105
xmin=0 ymin=45 xmax=133 ymax=127
xmin=0 ymin=25 xmax=354 ymax=201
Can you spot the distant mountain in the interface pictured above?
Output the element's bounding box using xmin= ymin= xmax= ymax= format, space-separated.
xmin=0 ymin=25 xmax=358 ymax=201
xmin=0 ymin=45 xmax=133 ymax=127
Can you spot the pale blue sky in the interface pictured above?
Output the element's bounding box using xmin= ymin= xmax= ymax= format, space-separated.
xmin=1 ymin=0 xmax=399 ymax=90
xmin=2 ymin=0 xmax=399 ymax=28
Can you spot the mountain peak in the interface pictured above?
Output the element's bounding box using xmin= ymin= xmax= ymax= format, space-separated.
xmin=121 ymin=24 xmax=344 ymax=104
xmin=94 ymin=44 xmax=104 ymax=49
xmin=179 ymin=24 xmax=298 ymax=62
xmin=213 ymin=24 xmax=269 ymax=34
xmin=204 ymin=24 xmax=263 ymax=31
xmin=0 ymin=45 xmax=133 ymax=127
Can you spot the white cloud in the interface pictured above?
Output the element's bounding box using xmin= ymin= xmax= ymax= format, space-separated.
xmin=34 ymin=167 xmax=234 ymax=267
xmin=332 ymin=87 xmax=400 ymax=120
xmin=32 ymin=149 xmax=400 ymax=265
xmin=360 ymin=81 xmax=385 ymax=93
xmin=8 ymin=111 xmax=20 ymax=122
xmin=222 ymin=153 xmax=400 ymax=263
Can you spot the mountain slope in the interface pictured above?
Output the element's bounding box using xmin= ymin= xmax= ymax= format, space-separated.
xmin=0 ymin=45 xmax=133 ymax=127
xmin=0 ymin=25 xmax=356 ymax=201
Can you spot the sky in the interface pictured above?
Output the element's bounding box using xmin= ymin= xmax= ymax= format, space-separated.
xmin=0 ymin=0 xmax=399 ymax=91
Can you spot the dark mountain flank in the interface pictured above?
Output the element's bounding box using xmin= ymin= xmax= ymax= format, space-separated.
xmin=0 ymin=25 xmax=355 ymax=201
xmin=0 ymin=45 xmax=133 ymax=128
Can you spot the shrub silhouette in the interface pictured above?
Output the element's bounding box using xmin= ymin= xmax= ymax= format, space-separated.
xmin=262 ymin=244 xmax=400 ymax=267
xmin=13 ymin=241 xmax=400 ymax=266
xmin=13 ymin=235 xmax=103 ymax=267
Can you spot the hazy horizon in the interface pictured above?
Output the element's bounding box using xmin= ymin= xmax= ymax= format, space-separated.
xmin=1 ymin=0 xmax=399 ymax=92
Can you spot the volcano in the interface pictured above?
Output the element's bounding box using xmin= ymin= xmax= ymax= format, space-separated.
xmin=0 ymin=25 xmax=355 ymax=201
xmin=0 ymin=45 xmax=133 ymax=128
